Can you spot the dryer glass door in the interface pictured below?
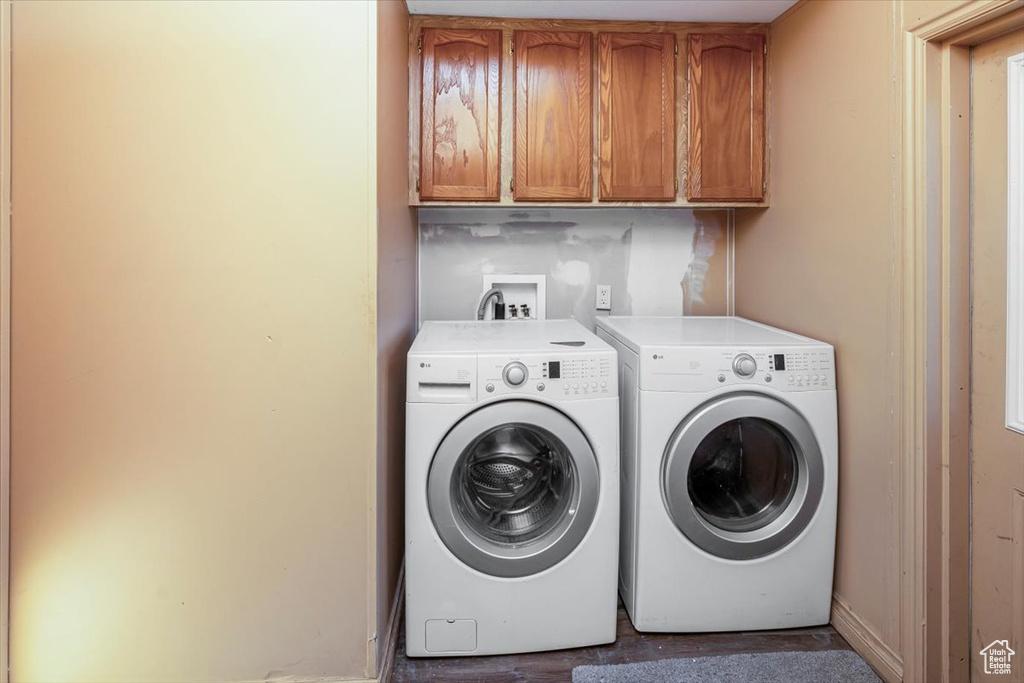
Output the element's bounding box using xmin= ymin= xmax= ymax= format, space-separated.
xmin=662 ymin=392 xmax=824 ymax=560
xmin=688 ymin=418 xmax=797 ymax=532
xmin=428 ymin=400 xmax=600 ymax=578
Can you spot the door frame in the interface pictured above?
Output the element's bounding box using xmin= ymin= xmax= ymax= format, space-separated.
xmin=901 ymin=2 xmax=1024 ymax=682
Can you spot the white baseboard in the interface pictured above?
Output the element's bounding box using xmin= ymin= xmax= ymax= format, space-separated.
xmin=377 ymin=563 xmax=404 ymax=683
xmin=831 ymin=593 xmax=903 ymax=683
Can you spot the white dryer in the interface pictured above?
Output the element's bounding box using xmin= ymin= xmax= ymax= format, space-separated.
xmin=405 ymin=320 xmax=619 ymax=656
xmin=596 ymin=316 xmax=837 ymax=632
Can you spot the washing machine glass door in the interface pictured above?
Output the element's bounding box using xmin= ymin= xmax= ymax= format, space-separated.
xmin=428 ymin=400 xmax=601 ymax=578
xmin=662 ymin=392 xmax=824 ymax=560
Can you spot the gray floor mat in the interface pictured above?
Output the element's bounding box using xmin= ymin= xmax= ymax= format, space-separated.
xmin=572 ymin=649 xmax=882 ymax=683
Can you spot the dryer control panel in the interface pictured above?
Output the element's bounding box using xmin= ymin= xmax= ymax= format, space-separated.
xmin=478 ymin=351 xmax=616 ymax=400
xmin=640 ymin=345 xmax=835 ymax=393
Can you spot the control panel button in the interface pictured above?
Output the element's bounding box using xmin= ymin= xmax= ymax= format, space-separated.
xmin=537 ymin=383 xmax=545 ymax=392
xmin=503 ymin=362 xmax=528 ymax=388
xmin=485 ymin=383 xmax=495 ymax=393
xmin=718 ymin=374 xmax=726 ymax=383
xmin=765 ymin=375 xmax=773 ymax=383
xmin=732 ymin=353 xmax=757 ymax=378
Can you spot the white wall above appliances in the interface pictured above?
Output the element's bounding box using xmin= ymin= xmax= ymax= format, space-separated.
xmin=404 ymin=0 xmax=798 ymax=23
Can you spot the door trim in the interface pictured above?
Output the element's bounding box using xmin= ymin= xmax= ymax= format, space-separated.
xmin=901 ymin=3 xmax=1024 ymax=682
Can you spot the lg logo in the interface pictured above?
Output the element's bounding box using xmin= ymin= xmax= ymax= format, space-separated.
xmin=419 ymin=362 xmax=432 ymax=368
xmin=652 ymin=354 xmax=664 ymax=360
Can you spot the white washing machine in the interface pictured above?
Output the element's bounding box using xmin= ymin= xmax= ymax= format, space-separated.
xmin=595 ymin=316 xmax=837 ymax=632
xmin=405 ymin=320 xmax=619 ymax=656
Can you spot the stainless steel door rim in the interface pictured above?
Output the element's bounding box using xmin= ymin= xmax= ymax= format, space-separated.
xmin=428 ymin=400 xmax=601 ymax=578
xmin=661 ymin=392 xmax=825 ymax=560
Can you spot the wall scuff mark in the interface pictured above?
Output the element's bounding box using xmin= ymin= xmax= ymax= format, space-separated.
xmin=681 ymin=214 xmax=726 ymax=315
xmin=419 ymin=208 xmax=731 ymax=330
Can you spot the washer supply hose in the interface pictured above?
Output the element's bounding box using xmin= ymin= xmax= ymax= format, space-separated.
xmin=477 ymin=288 xmax=505 ymax=320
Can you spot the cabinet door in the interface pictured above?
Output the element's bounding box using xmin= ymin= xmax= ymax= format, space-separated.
xmin=598 ymin=33 xmax=676 ymax=202
xmin=687 ymin=34 xmax=765 ymax=202
xmin=513 ymin=31 xmax=592 ymax=201
xmin=420 ymin=28 xmax=501 ymax=201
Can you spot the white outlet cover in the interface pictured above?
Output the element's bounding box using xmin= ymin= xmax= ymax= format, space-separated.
xmin=481 ymin=274 xmax=546 ymax=320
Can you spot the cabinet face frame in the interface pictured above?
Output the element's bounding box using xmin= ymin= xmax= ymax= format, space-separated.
xmin=420 ymin=27 xmax=501 ymax=201
xmin=686 ymin=33 xmax=765 ymax=202
xmin=407 ymin=16 xmax=769 ymax=208
xmin=597 ymin=32 xmax=676 ymax=202
xmin=513 ymin=30 xmax=593 ymax=201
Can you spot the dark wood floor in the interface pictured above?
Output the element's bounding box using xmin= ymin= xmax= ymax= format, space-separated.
xmin=390 ymin=602 xmax=855 ymax=682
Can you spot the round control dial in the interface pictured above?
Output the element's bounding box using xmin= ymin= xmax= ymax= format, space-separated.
xmin=732 ymin=353 xmax=757 ymax=378
xmin=502 ymin=361 xmax=528 ymax=387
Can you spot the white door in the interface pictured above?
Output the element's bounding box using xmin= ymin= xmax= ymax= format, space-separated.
xmin=970 ymin=27 xmax=1024 ymax=682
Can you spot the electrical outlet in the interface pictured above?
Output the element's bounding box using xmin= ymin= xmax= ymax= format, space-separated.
xmin=596 ymin=285 xmax=612 ymax=311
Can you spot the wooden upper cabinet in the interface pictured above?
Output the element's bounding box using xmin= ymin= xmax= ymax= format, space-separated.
xmin=513 ymin=31 xmax=592 ymax=201
xmin=687 ymin=34 xmax=765 ymax=202
xmin=597 ymin=33 xmax=676 ymax=202
xmin=420 ymin=28 xmax=501 ymax=201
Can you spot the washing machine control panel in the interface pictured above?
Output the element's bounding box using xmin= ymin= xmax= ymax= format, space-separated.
xmin=479 ymin=352 xmax=616 ymax=400
xmin=641 ymin=345 xmax=835 ymax=392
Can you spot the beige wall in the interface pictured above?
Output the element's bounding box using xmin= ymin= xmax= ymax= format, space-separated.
xmin=902 ymin=0 xmax=973 ymax=29
xmin=0 ymin=1 xmax=9 ymax=680
xmin=10 ymin=1 xmax=377 ymax=681
xmin=374 ymin=0 xmax=416 ymax=671
xmin=736 ymin=0 xmax=903 ymax=664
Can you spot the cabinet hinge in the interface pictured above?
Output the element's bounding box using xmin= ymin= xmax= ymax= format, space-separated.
xmin=416 ymin=177 xmax=421 ymax=193
xmin=510 ymin=178 xmax=514 ymax=193
xmin=675 ymin=177 xmax=679 ymax=194
xmin=675 ymin=41 xmax=679 ymax=56
xmin=763 ymin=42 xmax=767 ymax=55
xmin=509 ymin=39 xmax=514 ymax=55
xmin=418 ymin=35 xmax=423 ymax=53
xmin=762 ymin=180 xmax=767 ymax=194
